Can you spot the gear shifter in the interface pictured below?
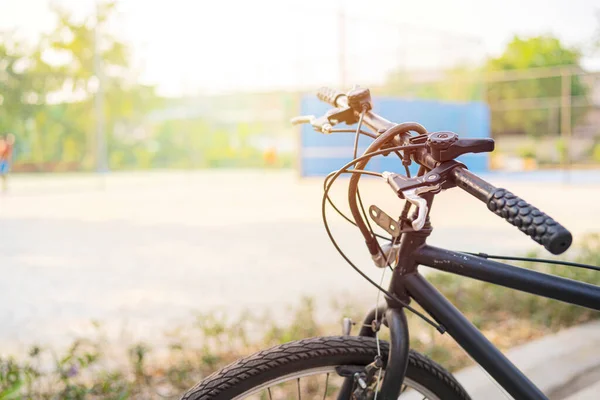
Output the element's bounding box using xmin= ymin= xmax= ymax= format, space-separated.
xmin=427 ymin=131 xmax=494 ymax=162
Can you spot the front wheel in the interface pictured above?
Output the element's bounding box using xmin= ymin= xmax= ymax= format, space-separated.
xmin=181 ymin=336 xmax=470 ymax=400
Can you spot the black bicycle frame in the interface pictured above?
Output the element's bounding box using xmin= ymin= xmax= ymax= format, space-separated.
xmin=310 ymin=87 xmax=599 ymax=399
xmin=364 ymin=228 xmax=600 ymax=400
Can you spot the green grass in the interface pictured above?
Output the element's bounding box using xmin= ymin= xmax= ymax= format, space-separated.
xmin=2 ymin=234 xmax=599 ymax=399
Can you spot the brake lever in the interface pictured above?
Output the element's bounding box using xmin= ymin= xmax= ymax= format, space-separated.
xmin=381 ymin=171 xmax=442 ymax=231
xmin=290 ymin=115 xmax=315 ymax=126
xmin=401 ymin=184 xmax=441 ymax=231
xmin=290 ymin=115 xmax=333 ymax=134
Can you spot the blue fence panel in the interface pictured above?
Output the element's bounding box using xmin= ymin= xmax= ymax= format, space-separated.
xmin=299 ymin=96 xmax=490 ymax=177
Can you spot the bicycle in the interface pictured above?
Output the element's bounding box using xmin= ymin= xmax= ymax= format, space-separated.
xmin=181 ymin=87 xmax=600 ymax=400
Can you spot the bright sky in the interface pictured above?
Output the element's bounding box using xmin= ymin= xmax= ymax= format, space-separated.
xmin=1 ymin=0 xmax=599 ymax=96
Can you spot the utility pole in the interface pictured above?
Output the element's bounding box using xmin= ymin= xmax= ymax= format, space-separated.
xmin=560 ymin=69 xmax=571 ymax=183
xmin=338 ymin=7 xmax=347 ymax=89
xmin=94 ymin=1 xmax=107 ymax=174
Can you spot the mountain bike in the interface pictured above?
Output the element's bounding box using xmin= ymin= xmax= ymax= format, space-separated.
xmin=181 ymin=87 xmax=600 ymax=400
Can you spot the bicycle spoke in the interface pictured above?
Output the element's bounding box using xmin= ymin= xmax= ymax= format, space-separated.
xmin=267 ymin=387 xmax=273 ymax=400
xmin=297 ymin=378 xmax=301 ymax=400
xmin=322 ymin=373 xmax=329 ymax=400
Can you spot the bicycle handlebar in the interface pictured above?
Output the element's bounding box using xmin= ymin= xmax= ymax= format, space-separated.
xmin=317 ymin=87 xmax=396 ymax=134
xmin=315 ymin=86 xmax=573 ymax=255
xmin=316 ymin=87 xmax=345 ymax=107
xmin=452 ymin=168 xmax=572 ymax=255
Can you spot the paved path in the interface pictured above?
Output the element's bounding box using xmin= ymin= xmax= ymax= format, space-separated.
xmin=565 ymin=379 xmax=600 ymax=400
xmin=456 ymin=320 xmax=600 ymax=399
xmin=1 ymin=170 xmax=599 ymax=351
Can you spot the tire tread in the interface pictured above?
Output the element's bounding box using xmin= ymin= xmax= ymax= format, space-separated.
xmin=181 ymin=336 xmax=470 ymax=400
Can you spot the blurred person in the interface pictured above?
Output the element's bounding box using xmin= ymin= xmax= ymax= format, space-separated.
xmin=0 ymin=136 xmax=6 ymax=190
xmin=0 ymin=133 xmax=15 ymax=192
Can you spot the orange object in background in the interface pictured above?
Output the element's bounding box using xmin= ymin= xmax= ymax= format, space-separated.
xmin=263 ymin=147 xmax=277 ymax=166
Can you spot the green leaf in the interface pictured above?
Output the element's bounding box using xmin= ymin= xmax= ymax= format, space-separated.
xmin=0 ymin=380 xmax=23 ymax=400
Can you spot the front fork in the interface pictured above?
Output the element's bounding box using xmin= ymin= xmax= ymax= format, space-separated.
xmin=337 ymin=305 xmax=410 ymax=400
xmin=337 ymin=199 xmax=433 ymax=399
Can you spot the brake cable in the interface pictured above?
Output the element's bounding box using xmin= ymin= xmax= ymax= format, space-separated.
xmin=328 ymin=128 xmax=378 ymax=139
xmin=322 ymin=115 xmax=414 ymax=241
xmin=354 ymin=110 xmax=376 ymax=236
xmin=322 ymin=127 xmax=407 ymax=243
xmin=323 ymin=172 xmax=392 ymax=241
xmin=352 ymin=109 xmax=398 ymax=272
xmin=464 ymin=252 xmax=600 ymax=272
xmin=322 ymin=147 xmax=444 ymax=334
xmin=347 ymin=123 xmax=428 ymax=255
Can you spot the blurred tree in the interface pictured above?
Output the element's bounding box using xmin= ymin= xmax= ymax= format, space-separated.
xmin=42 ymin=1 xmax=162 ymax=170
xmin=383 ymin=66 xmax=484 ymax=102
xmin=0 ymin=1 xmax=162 ymax=171
xmin=486 ymin=35 xmax=588 ymax=137
xmin=591 ymin=12 xmax=600 ymax=54
xmin=0 ymin=35 xmax=29 ymax=136
xmin=0 ymin=36 xmax=43 ymax=148
xmin=383 ymin=35 xmax=589 ymax=140
xmin=0 ymin=31 xmax=69 ymax=168
xmin=1 ymin=1 xmax=284 ymax=171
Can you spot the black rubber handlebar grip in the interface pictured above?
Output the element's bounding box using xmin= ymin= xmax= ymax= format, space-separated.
xmin=487 ymin=188 xmax=572 ymax=255
xmin=452 ymin=168 xmax=572 ymax=255
xmin=317 ymin=87 xmax=345 ymax=107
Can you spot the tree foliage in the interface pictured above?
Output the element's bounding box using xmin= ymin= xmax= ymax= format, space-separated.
xmin=0 ymin=1 xmax=280 ymax=172
xmin=0 ymin=1 xmax=162 ymax=171
xmin=382 ymin=35 xmax=591 ymax=139
xmin=382 ymin=66 xmax=484 ymax=102
xmin=486 ymin=35 xmax=588 ymax=137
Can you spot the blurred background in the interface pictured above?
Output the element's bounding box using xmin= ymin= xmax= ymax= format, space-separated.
xmin=1 ymin=0 xmax=600 ymax=173
xmin=1 ymin=0 xmax=600 ymax=398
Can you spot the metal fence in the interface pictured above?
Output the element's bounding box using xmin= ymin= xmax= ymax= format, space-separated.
xmin=377 ymin=66 xmax=600 ymax=170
